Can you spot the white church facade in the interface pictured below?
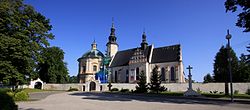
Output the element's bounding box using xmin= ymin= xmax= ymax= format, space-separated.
xmin=78 ymin=22 xmax=185 ymax=84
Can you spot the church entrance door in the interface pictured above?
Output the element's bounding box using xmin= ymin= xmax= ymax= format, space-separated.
xmin=89 ymin=81 xmax=96 ymax=91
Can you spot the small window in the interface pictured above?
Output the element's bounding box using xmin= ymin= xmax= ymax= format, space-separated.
xmin=171 ymin=67 xmax=175 ymax=81
xmin=136 ymin=67 xmax=139 ymax=80
xmin=82 ymin=66 xmax=86 ymax=73
xmin=93 ymin=65 xmax=97 ymax=71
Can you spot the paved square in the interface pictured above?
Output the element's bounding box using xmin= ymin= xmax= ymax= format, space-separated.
xmin=18 ymin=92 xmax=250 ymax=110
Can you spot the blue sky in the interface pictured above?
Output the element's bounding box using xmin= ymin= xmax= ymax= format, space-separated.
xmin=25 ymin=0 xmax=249 ymax=82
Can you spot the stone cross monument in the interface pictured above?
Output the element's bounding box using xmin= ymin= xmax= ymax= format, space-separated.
xmin=184 ymin=65 xmax=200 ymax=96
xmin=187 ymin=65 xmax=193 ymax=90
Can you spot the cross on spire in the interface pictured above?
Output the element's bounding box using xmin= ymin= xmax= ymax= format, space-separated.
xmin=112 ymin=17 xmax=114 ymax=28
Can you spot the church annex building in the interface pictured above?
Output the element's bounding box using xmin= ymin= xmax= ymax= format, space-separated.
xmin=77 ymin=22 xmax=185 ymax=84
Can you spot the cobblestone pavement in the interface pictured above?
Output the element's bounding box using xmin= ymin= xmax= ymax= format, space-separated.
xmin=18 ymin=92 xmax=250 ymax=110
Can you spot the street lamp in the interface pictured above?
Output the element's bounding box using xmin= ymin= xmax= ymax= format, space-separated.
xmin=226 ymin=29 xmax=233 ymax=102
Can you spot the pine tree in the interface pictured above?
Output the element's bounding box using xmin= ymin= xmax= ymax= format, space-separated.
xmin=213 ymin=45 xmax=239 ymax=95
xmin=135 ymin=70 xmax=148 ymax=93
xmin=149 ymin=66 xmax=162 ymax=93
xmin=213 ymin=46 xmax=239 ymax=82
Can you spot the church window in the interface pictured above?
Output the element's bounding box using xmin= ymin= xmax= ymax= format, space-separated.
xmin=82 ymin=66 xmax=86 ymax=73
xmin=161 ymin=68 xmax=166 ymax=81
xmin=136 ymin=67 xmax=139 ymax=80
xmin=126 ymin=70 xmax=129 ymax=83
xmin=170 ymin=67 xmax=175 ymax=81
xmin=93 ymin=65 xmax=97 ymax=71
xmin=115 ymin=71 xmax=118 ymax=83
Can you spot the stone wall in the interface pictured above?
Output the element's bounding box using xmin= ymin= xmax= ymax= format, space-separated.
xmin=43 ymin=84 xmax=84 ymax=91
xmin=43 ymin=83 xmax=250 ymax=94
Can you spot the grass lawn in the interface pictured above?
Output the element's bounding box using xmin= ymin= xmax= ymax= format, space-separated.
xmin=22 ymin=88 xmax=46 ymax=93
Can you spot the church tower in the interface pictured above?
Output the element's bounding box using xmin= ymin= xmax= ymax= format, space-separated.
xmin=106 ymin=20 xmax=118 ymax=57
xmin=140 ymin=31 xmax=148 ymax=50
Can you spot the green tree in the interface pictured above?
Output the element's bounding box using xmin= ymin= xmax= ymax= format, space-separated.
xmin=37 ymin=47 xmax=69 ymax=83
xmin=69 ymin=75 xmax=78 ymax=83
xmin=213 ymin=46 xmax=239 ymax=82
xmin=203 ymin=73 xmax=213 ymax=83
xmin=0 ymin=0 xmax=54 ymax=87
xmin=213 ymin=46 xmax=239 ymax=95
xmin=149 ymin=66 xmax=163 ymax=93
xmin=225 ymin=0 xmax=250 ymax=32
xmin=135 ymin=70 xmax=148 ymax=93
xmin=246 ymin=44 xmax=250 ymax=64
xmin=238 ymin=54 xmax=250 ymax=82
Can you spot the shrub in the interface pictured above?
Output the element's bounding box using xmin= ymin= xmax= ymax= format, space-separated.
xmin=213 ymin=90 xmax=218 ymax=94
xmin=14 ymin=91 xmax=29 ymax=101
xmin=120 ymin=88 xmax=129 ymax=93
xmin=0 ymin=89 xmax=18 ymax=110
xmin=159 ymin=86 xmax=167 ymax=92
xmin=246 ymin=89 xmax=250 ymax=95
xmin=68 ymin=87 xmax=79 ymax=92
xmin=110 ymin=88 xmax=119 ymax=92
xmin=0 ymin=88 xmax=11 ymax=93
xmin=234 ymin=90 xmax=239 ymax=95
xmin=219 ymin=92 xmax=224 ymax=94
xmin=196 ymin=88 xmax=202 ymax=94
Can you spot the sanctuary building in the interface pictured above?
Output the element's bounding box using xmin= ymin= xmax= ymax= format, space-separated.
xmin=78 ymin=23 xmax=185 ymax=83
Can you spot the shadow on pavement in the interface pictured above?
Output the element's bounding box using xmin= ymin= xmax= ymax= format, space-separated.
xmin=69 ymin=92 xmax=250 ymax=106
xmin=19 ymin=108 xmax=43 ymax=110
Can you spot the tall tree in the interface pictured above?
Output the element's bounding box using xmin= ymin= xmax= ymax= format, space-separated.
xmin=213 ymin=46 xmax=239 ymax=82
xmin=135 ymin=70 xmax=148 ymax=93
xmin=203 ymin=73 xmax=214 ymax=83
xmin=213 ymin=46 xmax=238 ymax=95
xmin=0 ymin=0 xmax=54 ymax=87
xmin=37 ymin=47 xmax=69 ymax=83
xmin=149 ymin=66 xmax=163 ymax=93
xmin=238 ymin=54 xmax=250 ymax=82
xmin=225 ymin=0 xmax=250 ymax=32
xmin=246 ymin=44 xmax=250 ymax=64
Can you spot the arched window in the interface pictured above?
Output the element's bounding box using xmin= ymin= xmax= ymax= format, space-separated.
xmin=136 ymin=67 xmax=139 ymax=80
xmin=115 ymin=71 xmax=118 ymax=83
xmin=170 ymin=67 xmax=175 ymax=81
xmin=93 ymin=65 xmax=97 ymax=71
xmin=161 ymin=68 xmax=166 ymax=81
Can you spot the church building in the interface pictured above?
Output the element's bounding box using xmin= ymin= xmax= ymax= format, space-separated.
xmin=78 ymin=22 xmax=185 ymax=83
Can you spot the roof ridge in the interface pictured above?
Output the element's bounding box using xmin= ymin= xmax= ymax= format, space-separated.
xmin=117 ymin=45 xmax=153 ymax=52
xmin=154 ymin=44 xmax=180 ymax=49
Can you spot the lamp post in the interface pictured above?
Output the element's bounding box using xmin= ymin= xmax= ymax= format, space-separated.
xmin=226 ymin=29 xmax=233 ymax=102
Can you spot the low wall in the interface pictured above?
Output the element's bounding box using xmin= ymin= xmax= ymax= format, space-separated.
xmin=43 ymin=84 xmax=84 ymax=91
xmin=43 ymin=83 xmax=250 ymax=94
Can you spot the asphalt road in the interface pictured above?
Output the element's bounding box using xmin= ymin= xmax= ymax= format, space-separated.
xmin=18 ymin=92 xmax=250 ymax=110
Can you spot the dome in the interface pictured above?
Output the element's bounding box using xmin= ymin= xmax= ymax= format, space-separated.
xmin=81 ymin=49 xmax=104 ymax=58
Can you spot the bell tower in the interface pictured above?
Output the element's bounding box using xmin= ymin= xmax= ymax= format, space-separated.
xmin=106 ymin=19 xmax=118 ymax=57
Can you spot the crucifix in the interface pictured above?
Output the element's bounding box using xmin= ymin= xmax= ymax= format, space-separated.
xmin=186 ymin=65 xmax=193 ymax=90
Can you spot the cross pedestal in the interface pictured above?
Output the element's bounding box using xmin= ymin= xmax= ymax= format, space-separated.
xmin=184 ymin=65 xmax=200 ymax=96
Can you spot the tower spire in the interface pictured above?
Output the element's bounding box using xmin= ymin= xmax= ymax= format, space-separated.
xmin=141 ymin=29 xmax=148 ymax=50
xmin=91 ymin=39 xmax=97 ymax=50
xmin=106 ymin=18 xmax=118 ymax=57
xmin=112 ymin=17 xmax=114 ymax=28
xmin=107 ymin=18 xmax=117 ymax=45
